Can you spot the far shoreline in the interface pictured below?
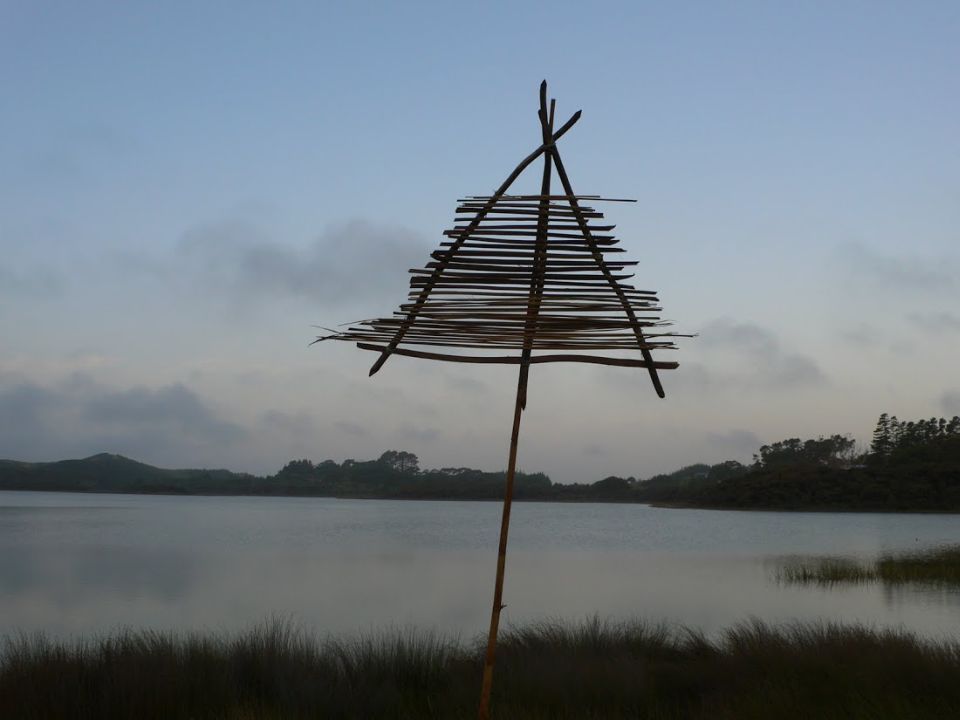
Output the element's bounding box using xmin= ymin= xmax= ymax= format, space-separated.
xmin=4 ymin=486 xmax=960 ymax=514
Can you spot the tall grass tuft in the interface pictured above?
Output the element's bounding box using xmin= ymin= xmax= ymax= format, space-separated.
xmin=877 ymin=545 xmax=960 ymax=585
xmin=3 ymin=617 xmax=960 ymax=718
xmin=775 ymin=544 xmax=960 ymax=588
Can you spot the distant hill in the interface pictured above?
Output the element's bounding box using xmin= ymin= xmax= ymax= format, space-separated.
xmin=0 ymin=451 xmax=626 ymax=501
xmin=3 ymin=414 xmax=958 ymax=511
xmin=0 ymin=453 xmax=256 ymax=495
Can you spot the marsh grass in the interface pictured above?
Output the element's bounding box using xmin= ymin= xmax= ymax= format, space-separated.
xmin=876 ymin=545 xmax=960 ymax=585
xmin=3 ymin=617 xmax=960 ymax=719
xmin=776 ymin=544 xmax=960 ymax=588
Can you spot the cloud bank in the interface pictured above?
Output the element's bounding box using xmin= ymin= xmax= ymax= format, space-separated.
xmin=674 ymin=318 xmax=826 ymax=393
xmin=178 ymin=219 xmax=429 ymax=307
xmin=843 ymin=243 xmax=958 ymax=293
xmin=0 ymin=375 xmax=245 ymax=467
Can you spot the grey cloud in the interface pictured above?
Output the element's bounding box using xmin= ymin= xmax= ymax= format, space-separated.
xmin=842 ymin=243 xmax=957 ymax=292
xmin=0 ymin=376 xmax=245 ymax=466
xmin=441 ymin=373 xmax=488 ymax=395
xmin=941 ymin=391 xmax=960 ymax=416
xmin=909 ymin=312 xmax=960 ymax=333
xmin=705 ymin=429 xmax=762 ymax=458
xmin=334 ymin=420 xmax=368 ymax=437
xmin=255 ymin=410 xmax=322 ymax=462
xmin=397 ymin=424 xmax=440 ymax=444
xmin=839 ymin=324 xmax=884 ymax=347
xmin=582 ymin=443 xmax=605 ymax=457
xmin=699 ymin=320 xmax=778 ymax=355
xmin=659 ymin=361 xmax=711 ymax=393
xmin=0 ymin=264 xmax=64 ymax=298
xmin=13 ymin=122 xmax=140 ymax=188
xmin=693 ymin=318 xmax=826 ymax=389
xmin=178 ymin=219 xmax=429 ymax=306
xmin=260 ymin=410 xmax=318 ymax=436
xmin=84 ymin=384 xmax=240 ymax=442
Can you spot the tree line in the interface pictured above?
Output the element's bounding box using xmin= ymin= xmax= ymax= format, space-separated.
xmin=2 ymin=412 xmax=957 ymax=509
xmin=643 ymin=412 xmax=960 ymax=511
xmin=871 ymin=413 xmax=960 ymax=458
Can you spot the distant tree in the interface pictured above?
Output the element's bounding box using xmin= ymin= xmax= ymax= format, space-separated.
xmin=277 ymin=459 xmax=315 ymax=477
xmin=591 ymin=476 xmax=631 ymax=494
xmin=871 ymin=413 xmax=892 ymax=457
xmin=889 ymin=416 xmax=903 ymax=448
xmin=949 ymin=416 xmax=960 ymax=435
xmin=378 ymin=450 xmax=420 ymax=474
xmin=708 ymin=460 xmax=748 ymax=482
xmin=755 ymin=438 xmax=804 ymax=467
xmin=756 ymin=435 xmax=855 ymax=468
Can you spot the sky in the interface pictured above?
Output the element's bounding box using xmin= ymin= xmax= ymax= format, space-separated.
xmin=1 ymin=1 xmax=958 ymax=482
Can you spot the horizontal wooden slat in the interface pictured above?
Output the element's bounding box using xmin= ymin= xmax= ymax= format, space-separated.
xmin=449 ymin=223 xmax=616 ymax=232
xmin=423 ymin=260 xmax=637 ymax=272
xmin=455 ymin=207 xmax=604 ymax=218
xmin=354 ymin=343 xmax=676 ymax=369
xmin=432 ymin=249 xmax=626 ymax=261
xmin=460 ymin=194 xmax=636 ymax=203
xmin=444 ymin=228 xmax=615 ymax=240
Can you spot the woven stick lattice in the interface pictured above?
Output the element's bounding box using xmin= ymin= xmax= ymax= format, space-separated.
xmin=318 ymin=81 xmax=684 ymax=720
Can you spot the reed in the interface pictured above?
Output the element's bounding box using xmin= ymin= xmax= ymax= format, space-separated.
xmin=3 ymin=617 xmax=960 ymax=718
xmin=776 ymin=544 xmax=960 ymax=588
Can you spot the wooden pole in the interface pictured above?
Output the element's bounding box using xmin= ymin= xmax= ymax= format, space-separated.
xmin=478 ymin=80 xmax=555 ymax=720
xmin=477 ymin=366 xmax=527 ymax=720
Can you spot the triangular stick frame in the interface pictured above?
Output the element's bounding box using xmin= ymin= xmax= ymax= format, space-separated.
xmin=318 ymin=81 xmax=682 ymax=720
xmin=367 ymin=83 xmax=666 ymax=398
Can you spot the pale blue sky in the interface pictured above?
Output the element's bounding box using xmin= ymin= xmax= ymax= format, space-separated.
xmin=2 ymin=2 xmax=958 ymax=480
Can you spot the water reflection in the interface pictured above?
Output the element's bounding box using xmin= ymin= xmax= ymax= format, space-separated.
xmin=767 ymin=552 xmax=960 ymax=616
xmin=2 ymin=491 xmax=959 ymax=640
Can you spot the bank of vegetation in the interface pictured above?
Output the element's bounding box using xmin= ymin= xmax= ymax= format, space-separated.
xmin=643 ymin=413 xmax=960 ymax=511
xmin=3 ymin=618 xmax=960 ymax=719
xmin=2 ymin=413 xmax=958 ymax=512
xmin=776 ymin=544 xmax=960 ymax=588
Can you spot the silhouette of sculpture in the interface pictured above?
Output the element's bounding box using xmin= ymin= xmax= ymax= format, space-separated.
xmin=318 ymin=81 xmax=683 ymax=720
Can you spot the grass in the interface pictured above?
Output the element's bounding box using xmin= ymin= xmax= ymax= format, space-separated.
xmin=3 ymin=618 xmax=960 ymax=719
xmin=775 ymin=544 xmax=960 ymax=588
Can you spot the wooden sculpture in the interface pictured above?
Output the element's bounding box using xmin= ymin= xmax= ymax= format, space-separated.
xmin=318 ymin=81 xmax=681 ymax=720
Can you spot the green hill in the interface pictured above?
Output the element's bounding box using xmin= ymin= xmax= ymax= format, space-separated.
xmin=0 ymin=453 xmax=255 ymax=494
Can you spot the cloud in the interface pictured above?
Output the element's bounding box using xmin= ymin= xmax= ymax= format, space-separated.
xmin=177 ymin=219 xmax=429 ymax=307
xmin=396 ymin=424 xmax=440 ymax=445
xmin=334 ymin=420 xmax=368 ymax=437
xmin=839 ymin=324 xmax=884 ymax=347
xmin=941 ymin=391 xmax=960 ymax=416
xmin=704 ymin=429 xmax=762 ymax=458
xmin=0 ymin=264 xmax=64 ymax=299
xmin=842 ymin=243 xmax=957 ymax=293
xmin=603 ymin=319 xmax=825 ymax=398
xmin=683 ymin=318 xmax=826 ymax=391
xmin=441 ymin=373 xmax=488 ymax=395
xmin=582 ymin=443 xmax=605 ymax=457
xmin=259 ymin=409 xmax=317 ymax=437
xmin=84 ymin=384 xmax=240 ymax=440
xmin=0 ymin=376 xmax=245 ymax=467
xmin=909 ymin=312 xmax=960 ymax=333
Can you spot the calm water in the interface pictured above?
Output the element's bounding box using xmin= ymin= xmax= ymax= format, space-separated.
xmin=1 ymin=490 xmax=959 ymax=640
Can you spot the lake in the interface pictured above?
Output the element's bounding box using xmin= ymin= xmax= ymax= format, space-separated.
xmin=1 ymin=490 xmax=958 ymax=640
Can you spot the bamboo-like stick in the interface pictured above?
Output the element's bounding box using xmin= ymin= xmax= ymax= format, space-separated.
xmin=478 ymin=79 xmax=555 ymax=720
xmin=353 ymin=343 xmax=679 ymax=368
xmin=477 ymin=366 xmax=526 ymax=720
